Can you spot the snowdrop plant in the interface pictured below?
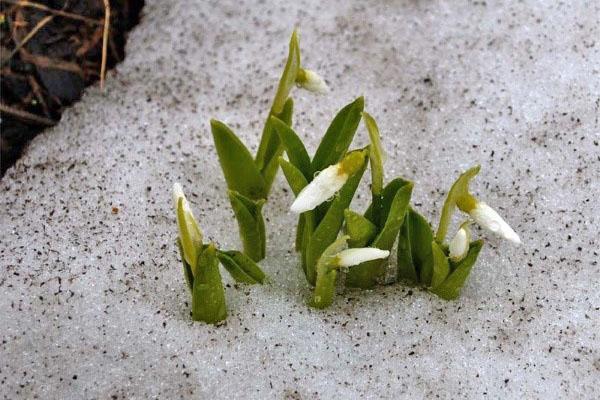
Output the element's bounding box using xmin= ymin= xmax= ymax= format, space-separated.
xmin=210 ymin=30 xmax=327 ymax=261
xmin=275 ymin=97 xmax=367 ymax=285
xmin=343 ymin=112 xmax=414 ymax=289
xmin=311 ymin=236 xmax=390 ymax=309
xmin=173 ymin=184 xmax=266 ymax=323
xmin=397 ymin=165 xmax=520 ymax=299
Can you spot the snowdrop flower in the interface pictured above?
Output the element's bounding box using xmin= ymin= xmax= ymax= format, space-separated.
xmin=290 ymin=152 xmax=364 ymax=213
xmin=334 ymin=248 xmax=390 ymax=267
xmin=449 ymin=223 xmax=471 ymax=262
xmin=296 ymin=68 xmax=329 ymax=94
xmin=173 ymin=183 xmax=203 ymax=266
xmin=459 ymin=197 xmax=520 ymax=244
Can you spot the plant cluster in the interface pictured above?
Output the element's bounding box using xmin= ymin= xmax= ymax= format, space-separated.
xmin=173 ymin=31 xmax=520 ymax=323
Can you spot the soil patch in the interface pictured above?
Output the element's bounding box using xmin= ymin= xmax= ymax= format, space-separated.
xmin=0 ymin=0 xmax=144 ymax=176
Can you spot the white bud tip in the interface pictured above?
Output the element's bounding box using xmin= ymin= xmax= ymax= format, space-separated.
xmin=290 ymin=164 xmax=347 ymax=213
xmin=449 ymin=227 xmax=470 ymax=262
xmin=470 ymin=202 xmax=521 ymax=244
xmin=172 ymin=182 xmax=184 ymax=209
xmin=336 ymin=248 xmax=390 ymax=267
xmin=301 ymin=69 xmax=329 ymax=94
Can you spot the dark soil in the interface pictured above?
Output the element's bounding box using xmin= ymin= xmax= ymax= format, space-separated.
xmin=0 ymin=0 xmax=144 ymax=176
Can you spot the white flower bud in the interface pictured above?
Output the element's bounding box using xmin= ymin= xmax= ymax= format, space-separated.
xmin=469 ymin=202 xmax=520 ymax=244
xmin=290 ymin=163 xmax=348 ymax=213
xmin=335 ymin=248 xmax=390 ymax=267
xmin=297 ymin=68 xmax=329 ymax=94
xmin=449 ymin=225 xmax=471 ymax=262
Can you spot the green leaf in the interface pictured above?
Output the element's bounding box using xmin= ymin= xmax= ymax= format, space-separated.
xmin=310 ymin=97 xmax=364 ymax=173
xmin=177 ymin=197 xmax=198 ymax=270
xmin=279 ymin=157 xmax=309 ymax=195
xmin=272 ymin=115 xmax=311 ymax=179
xmin=435 ymin=165 xmax=480 ymax=243
xmin=211 ymin=119 xmax=267 ymax=200
xmin=310 ymin=236 xmax=349 ymax=309
xmin=279 ymin=157 xmax=316 ymax=256
xmin=363 ymin=112 xmax=384 ymax=197
xmin=192 ymin=245 xmax=227 ymax=324
xmin=257 ymin=97 xmax=294 ymax=193
xmin=430 ymin=240 xmax=484 ymax=300
xmin=397 ymin=208 xmax=434 ymax=284
xmin=177 ymin=238 xmax=194 ymax=292
xmin=365 ymin=178 xmax=411 ymax=228
xmin=344 ymin=209 xmax=377 ymax=247
xmin=228 ymin=190 xmax=266 ymax=262
xmin=295 ymin=214 xmax=305 ymax=252
xmin=305 ymin=149 xmax=368 ymax=285
xmin=430 ymin=241 xmax=450 ymax=289
xmin=271 ymin=30 xmax=301 ymax=115
xmin=372 ymin=182 xmax=413 ymax=250
xmin=345 ymin=181 xmax=413 ymax=289
xmin=217 ymin=250 xmax=266 ymax=284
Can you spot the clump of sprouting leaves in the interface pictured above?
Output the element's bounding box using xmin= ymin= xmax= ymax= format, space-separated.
xmin=210 ymin=30 xmax=328 ymax=262
xmin=283 ymin=111 xmax=521 ymax=306
xmin=173 ymin=184 xmax=266 ymax=324
xmin=173 ymin=30 xmax=522 ymax=320
xmin=397 ymin=165 xmax=521 ymax=299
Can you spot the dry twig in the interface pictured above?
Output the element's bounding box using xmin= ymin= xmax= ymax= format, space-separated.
xmin=0 ymin=102 xmax=56 ymax=126
xmin=100 ymin=0 xmax=110 ymax=90
xmin=0 ymin=0 xmax=103 ymax=25
xmin=1 ymin=14 xmax=54 ymax=66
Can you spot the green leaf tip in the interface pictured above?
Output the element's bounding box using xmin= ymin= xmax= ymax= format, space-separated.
xmin=311 ymin=96 xmax=365 ymax=173
xmin=217 ymin=249 xmax=267 ymax=284
xmin=227 ymin=190 xmax=267 ymax=262
xmin=271 ymin=30 xmax=301 ymax=115
xmin=211 ymin=119 xmax=267 ymax=200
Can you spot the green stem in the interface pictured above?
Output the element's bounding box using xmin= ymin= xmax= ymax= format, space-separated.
xmin=311 ymin=268 xmax=337 ymax=309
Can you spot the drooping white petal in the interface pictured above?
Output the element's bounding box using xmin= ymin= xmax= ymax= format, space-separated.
xmin=290 ymin=164 xmax=347 ymax=213
xmin=470 ymin=202 xmax=521 ymax=244
xmin=335 ymin=248 xmax=390 ymax=267
xmin=298 ymin=69 xmax=329 ymax=94
xmin=449 ymin=226 xmax=470 ymax=262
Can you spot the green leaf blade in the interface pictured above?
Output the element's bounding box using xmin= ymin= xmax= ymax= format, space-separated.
xmin=217 ymin=250 xmax=266 ymax=284
xmin=228 ymin=191 xmax=266 ymax=262
xmin=430 ymin=241 xmax=450 ymax=289
xmin=211 ymin=119 xmax=266 ymax=200
xmin=310 ymin=97 xmax=364 ymax=173
xmin=272 ymin=116 xmax=311 ymax=179
xmin=397 ymin=208 xmax=434 ymax=285
xmin=344 ymin=209 xmax=377 ymax=248
xmin=258 ymin=98 xmax=294 ymax=193
xmin=192 ymin=245 xmax=227 ymax=324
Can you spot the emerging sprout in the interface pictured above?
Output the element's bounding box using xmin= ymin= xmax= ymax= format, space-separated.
xmin=296 ymin=68 xmax=329 ymax=94
xmin=173 ymin=183 xmax=267 ymax=323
